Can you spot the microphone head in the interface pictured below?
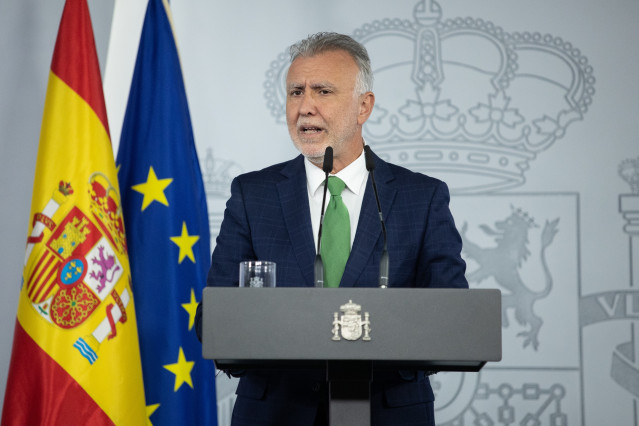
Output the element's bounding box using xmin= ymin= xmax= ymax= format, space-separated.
xmin=323 ymin=146 xmax=333 ymax=173
xmin=364 ymin=145 xmax=376 ymax=171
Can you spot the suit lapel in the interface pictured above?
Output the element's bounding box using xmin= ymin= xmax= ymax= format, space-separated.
xmin=277 ymin=156 xmax=316 ymax=287
xmin=341 ymin=154 xmax=396 ymax=287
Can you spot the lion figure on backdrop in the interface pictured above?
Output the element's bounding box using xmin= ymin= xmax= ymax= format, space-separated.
xmin=460 ymin=207 xmax=559 ymax=350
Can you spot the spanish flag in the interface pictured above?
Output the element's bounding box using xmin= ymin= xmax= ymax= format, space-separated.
xmin=1 ymin=1 xmax=146 ymax=424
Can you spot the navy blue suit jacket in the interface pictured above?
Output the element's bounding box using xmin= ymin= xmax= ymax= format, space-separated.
xmin=206 ymin=153 xmax=467 ymax=425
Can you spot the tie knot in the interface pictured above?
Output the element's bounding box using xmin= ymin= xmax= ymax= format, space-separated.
xmin=327 ymin=176 xmax=346 ymax=196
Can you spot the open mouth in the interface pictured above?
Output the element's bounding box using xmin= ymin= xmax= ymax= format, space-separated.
xmin=300 ymin=126 xmax=323 ymax=134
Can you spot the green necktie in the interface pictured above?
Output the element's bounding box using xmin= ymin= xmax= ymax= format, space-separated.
xmin=320 ymin=176 xmax=350 ymax=288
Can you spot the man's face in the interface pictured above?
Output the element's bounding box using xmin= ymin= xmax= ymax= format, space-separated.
xmin=285 ymin=50 xmax=373 ymax=170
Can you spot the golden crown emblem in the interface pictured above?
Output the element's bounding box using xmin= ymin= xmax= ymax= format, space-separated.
xmin=88 ymin=172 xmax=127 ymax=254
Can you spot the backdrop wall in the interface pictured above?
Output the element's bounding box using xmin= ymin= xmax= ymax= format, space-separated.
xmin=2 ymin=1 xmax=638 ymax=424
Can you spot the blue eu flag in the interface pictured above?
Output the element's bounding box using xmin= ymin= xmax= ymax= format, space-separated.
xmin=116 ymin=0 xmax=217 ymax=424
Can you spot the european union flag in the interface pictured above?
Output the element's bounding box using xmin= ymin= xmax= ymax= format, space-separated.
xmin=116 ymin=0 xmax=217 ymax=424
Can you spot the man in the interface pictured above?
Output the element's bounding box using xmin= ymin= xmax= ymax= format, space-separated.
xmin=199 ymin=32 xmax=468 ymax=425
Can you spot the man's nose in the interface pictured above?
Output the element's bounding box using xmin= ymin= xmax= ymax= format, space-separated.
xmin=299 ymin=92 xmax=316 ymax=115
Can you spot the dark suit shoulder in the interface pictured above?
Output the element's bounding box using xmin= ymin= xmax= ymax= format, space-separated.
xmin=234 ymin=155 xmax=304 ymax=185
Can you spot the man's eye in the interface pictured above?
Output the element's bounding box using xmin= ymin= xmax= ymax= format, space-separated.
xmin=319 ymin=90 xmax=331 ymax=95
xmin=289 ymin=90 xmax=302 ymax=96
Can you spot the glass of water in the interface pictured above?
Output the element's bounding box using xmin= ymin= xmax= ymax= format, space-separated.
xmin=239 ymin=261 xmax=276 ymax=288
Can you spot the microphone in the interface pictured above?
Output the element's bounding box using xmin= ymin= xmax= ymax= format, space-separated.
xmin=364 ymin=145 xmax=389 ymax=288
xmin=314 ymin=146 xmax=333 ymax=287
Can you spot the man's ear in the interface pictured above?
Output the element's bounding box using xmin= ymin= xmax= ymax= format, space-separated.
xmin=358 ymin=92 xmax=375 ymax=125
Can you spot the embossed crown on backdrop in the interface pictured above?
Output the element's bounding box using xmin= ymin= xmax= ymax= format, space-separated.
xmin=263 ymin=0 xmax=595 ymax=193
xmin=203 ymin=148 xmax=242 ymax=198
xmin=619 ymin=157 xmax=639 ymax=194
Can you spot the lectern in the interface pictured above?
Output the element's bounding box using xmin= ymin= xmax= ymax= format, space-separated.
xmin=202 ymin=287 xmax=501 ymax=425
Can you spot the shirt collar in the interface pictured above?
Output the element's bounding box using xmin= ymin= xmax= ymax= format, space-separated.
xmin=305 ymin=148 xmax=367 ymax=197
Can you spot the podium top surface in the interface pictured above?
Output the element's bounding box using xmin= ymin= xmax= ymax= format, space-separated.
xmin=202 ymin=287 xmax=501 ymax=372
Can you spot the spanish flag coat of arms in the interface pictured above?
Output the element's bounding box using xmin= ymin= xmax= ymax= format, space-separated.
xmin=1 ymin=1 xmax=146 ymax=424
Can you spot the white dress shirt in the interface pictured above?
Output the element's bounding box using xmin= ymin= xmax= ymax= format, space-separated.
xmin=305 ymin=149 xmax=368 ymax=252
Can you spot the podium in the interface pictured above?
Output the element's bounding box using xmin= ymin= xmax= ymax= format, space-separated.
xmin=202 ymin=287 xmax=501 ymax=425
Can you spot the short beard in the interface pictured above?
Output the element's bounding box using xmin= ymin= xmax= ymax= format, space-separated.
xmin=291 ymin=138 xmax=328 ymax=167
xmin=305 ymin=152 xmax=325 ymax=167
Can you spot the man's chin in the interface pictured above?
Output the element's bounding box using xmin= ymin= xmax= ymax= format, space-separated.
xmin=304 ymin=154 xmax=325 ymax=167
xmin=293 ymin=141 xmax=329 ymax=163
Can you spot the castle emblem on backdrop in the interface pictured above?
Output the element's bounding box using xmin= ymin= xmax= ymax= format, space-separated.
xmin=263 ymin=0 xmax=595 ymax=194
xmin=202 ymin=148 xmax=242 ymax=239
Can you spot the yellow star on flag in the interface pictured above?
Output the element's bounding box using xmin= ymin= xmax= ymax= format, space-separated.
xmin=146 ymin=403 xmax=160 ymax=426
xmin=170 ymin=222 xmax=200 ymax=264
xmin=182 ymin=288 xmax=199 ymax=331
xmin=132 ymin=166 xmax=173 ymax=211
xmin=163 ymin=347 xmax=194 ymax=392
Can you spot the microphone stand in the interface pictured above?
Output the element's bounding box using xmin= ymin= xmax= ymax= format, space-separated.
xmin=364 ymin=145 xmax=389 ymax=288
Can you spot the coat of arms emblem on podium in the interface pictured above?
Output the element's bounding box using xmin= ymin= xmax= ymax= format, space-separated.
xmin=332 ymin=300 xmax=371 ymax=341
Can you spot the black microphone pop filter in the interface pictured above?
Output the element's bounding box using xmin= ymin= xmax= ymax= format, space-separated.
xmin=323 ymin=146 xmax=333 ymax=174
xmin=364 ymin=144 xmax=375 ymax=172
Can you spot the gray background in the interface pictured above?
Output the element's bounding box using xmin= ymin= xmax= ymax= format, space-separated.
xmin=2 ymin=1 xmax=639 ymax=425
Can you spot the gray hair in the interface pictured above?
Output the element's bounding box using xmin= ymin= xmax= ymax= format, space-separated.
xmin=288 ymin=32 xmax=374 ymax=94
